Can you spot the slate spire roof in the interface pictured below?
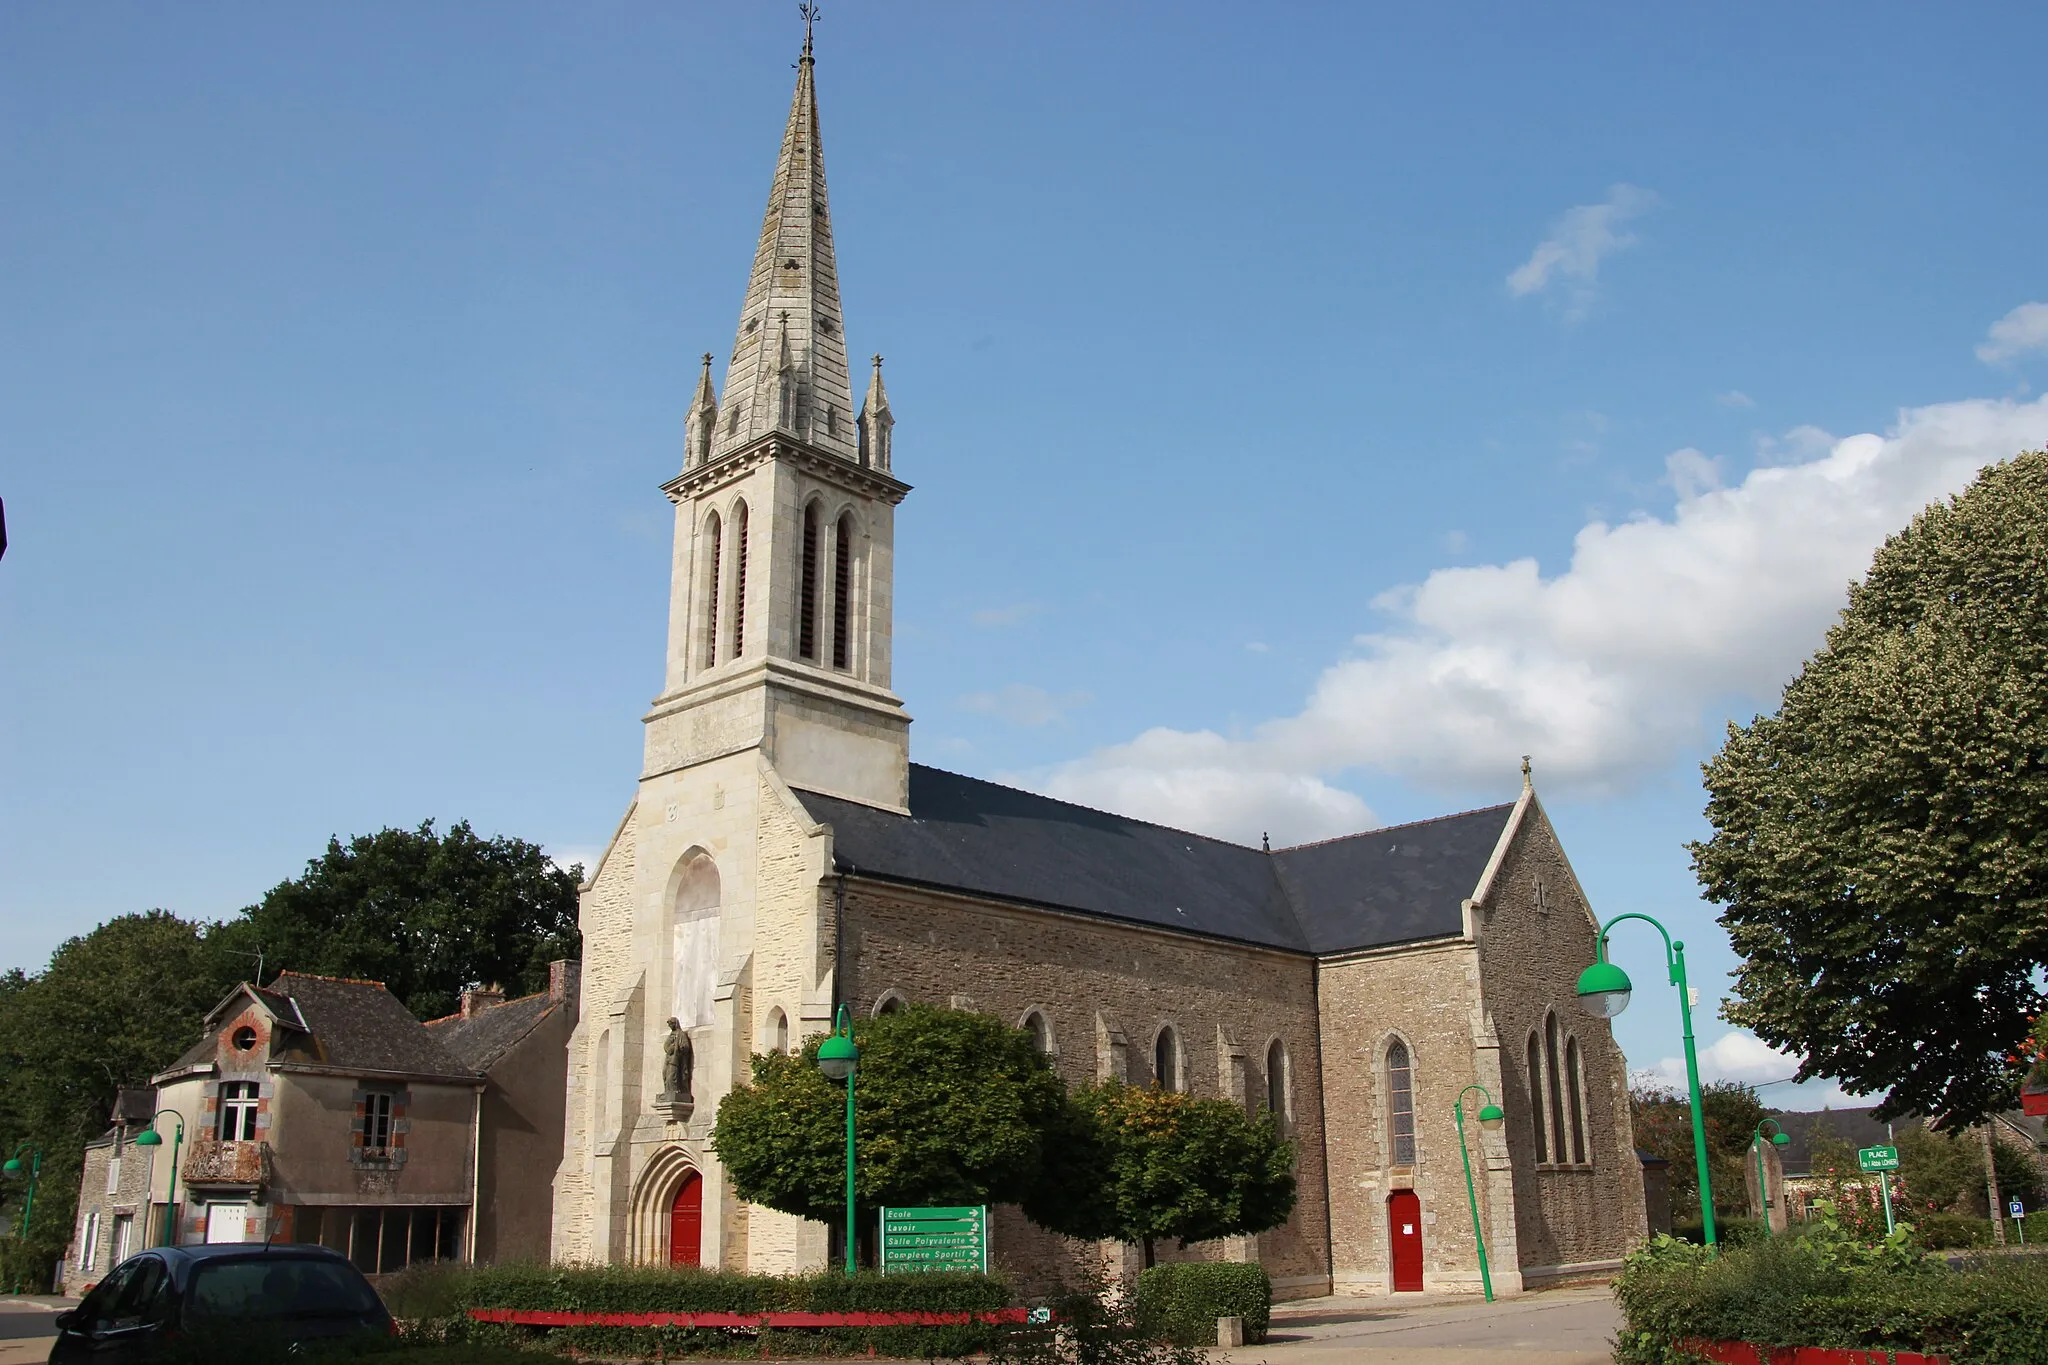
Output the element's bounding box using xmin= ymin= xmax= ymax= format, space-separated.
xmin=795 ymin=765 xmax=1518 ymax=956
xmin=709 ymin=33 xmax=857 ymax=464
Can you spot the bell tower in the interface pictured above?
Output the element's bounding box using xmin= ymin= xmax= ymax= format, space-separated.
xmin=646 ymin=32 xmax=911 ymax=812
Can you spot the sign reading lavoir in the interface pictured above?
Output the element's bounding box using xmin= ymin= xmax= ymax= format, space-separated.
xmin=879 ymin=1205 xmax=988 ymax=1274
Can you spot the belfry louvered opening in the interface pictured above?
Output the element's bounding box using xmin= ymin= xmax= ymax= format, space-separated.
xmin=832 ymin=514 xmax=853 ymax=669
xmin=799 ymin=504 xmax=820 ymax=661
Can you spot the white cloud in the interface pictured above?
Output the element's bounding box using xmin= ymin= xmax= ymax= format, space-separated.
xmin=546 ymin=844 xmax=604 ymax=878
xmin=1977 ymin=301 xmax=2048 ymax=364
xmin=1035 ymin=394 xmax=2048 ymax=842
xmin=1244 ymin=641 xmax=1271 ymax=654
xmin=1635 ymin=1031 xmax=1866 ymax=1108
xmin=971 ymin=601 xmax=1048 ymax=626
xmin=960 ymin=683 xmax=1089 ymax=727
xmin=1507 ymin=184 xmax=1660 ymax=317
xmin=1663 ymin=447 xmax=1723 ymax=499
xmin=1717 ymin=390 xmax=1756 ymax=408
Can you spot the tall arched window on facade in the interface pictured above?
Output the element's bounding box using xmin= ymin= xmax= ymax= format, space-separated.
xmin=1527 ymin=1032 xmax=1549 ymax=1163
xmin=765 ymin=1007 xmax=790 ymax=1055
xmin=874 ymin=993 xmax=906 ymax=1017
xmin=1387 ymin=1039 xmax=1417 ymax=1166
xmin=1565 ymin=1036 xmax=1588 ymax=1164
xmin=731 ymin=501 xmax=750 ymax=658
xmin=702 ymin=512 xmax=722 ymax=669
xmin=832 ymin=514 xmax=854 ymax=670
xmin=1266 ymin=1039 xmax=1289 ymax=1133
xmin=798 ymin=503 xmax=820 ymax=661
xmin=1154 ymin=1027 xmax=1180 ymax=1092
xmin=1544 ymin=1013 xmax=1568 ymax=1167
xmin=1023 ymin=1011 xmax=1053 ymax=1056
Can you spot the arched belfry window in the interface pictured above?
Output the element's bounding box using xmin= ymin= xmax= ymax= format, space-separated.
xmin=1544 ymin=1013 xmax=1568 ymax=1169
xmin=1565 ymin=1036 xmax=1588 ymax=1164
xmin=1387 ymin=1039 xmax=1417 ymax=1166
xmin=731 ymin=501 xmax=750 ymax=658
xmin=1154 ymin=1026 xmax=1180 ymax=1092
xmin=831 ymin=514 xmax=854 ymax=671
xmin=1266 ymin=1039 xmax=1290 ymax=1132
xmin=702 ymin=512 xmax=723 ymax=669
xmin=798 ymin=503 xmax=820 ymax=661
xmin=1527 ymin=1032 xmax=1549 ymax=1163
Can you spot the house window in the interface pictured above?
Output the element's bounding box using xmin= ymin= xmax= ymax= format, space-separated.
xmin=1527 ymin=1033 xmax=1549 ymax=1163
xmin=217 ymin=1082 xmax=259 ymax=1142
xmin=1388 ymin=1039 xmax=1416 ymax=1166
xmin=363 ymin=1092 xmax=395 ymax=1157
xmin=798 ymin=504 xmax=820 ymax=660
xmin=111 ymin=1214 xmax=133 ymax=1265
xmin=1154 ymin=1026 xmax=1180 ymax=1092
xmin=1565 ymin=1037 xmax=1588 ymax=1165
xmin=831 ymin=515 xmax=853 ymax=670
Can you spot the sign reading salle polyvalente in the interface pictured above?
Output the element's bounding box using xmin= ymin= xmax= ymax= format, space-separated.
xmin=879 ymin=1205 xmax=988 ymax=1275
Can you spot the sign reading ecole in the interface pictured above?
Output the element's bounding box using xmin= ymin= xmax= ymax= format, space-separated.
xmin=1857 ymin=1145 xmax=1899 ymax=1173
xmin=879 ymin=1205 xmax=988 ymax=1275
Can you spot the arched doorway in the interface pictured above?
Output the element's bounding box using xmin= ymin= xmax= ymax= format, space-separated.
xmin=1388 ymin=1190 xmax=1424 ymax=1292
xmin=669 ymin=1172 xmax=703 ymax=1266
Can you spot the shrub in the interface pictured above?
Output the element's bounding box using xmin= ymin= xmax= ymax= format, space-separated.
xmin=1669 ymin=1216 xmax=1767 ymax=1249
xmin=992 ymin=1273 xmax=1209 ymax=1365
xmin=1132 ymin=1262 xmax=1271 ymax=1346
xmin=387 ymin=1261 xmax=1016 ymax=1359
xmin=1917 ymin=1212 xmax=1993 ymax=1250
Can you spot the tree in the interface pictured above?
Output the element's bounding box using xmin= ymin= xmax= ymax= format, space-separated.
xmin=0 ymin=913 xmax=246 ymax=1283
xmin=1065 ymin=1082 xmax=1296 ymax=1266
xmin=221 ymin=819 xmax=581 ymax=1020
xmin=1693 ymin=451 xmax=2048 ymax=1122
xmin=712 ymin=1004 xmax=1076 ymax=1228
xmin=1629 ymin=1080 xmax=1766 ymax=1221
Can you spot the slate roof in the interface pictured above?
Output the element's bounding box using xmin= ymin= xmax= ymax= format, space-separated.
xmin=793 ymin=765 xmax=1516 ymax=956
xmin=160 ymin=975 xmax=476 ymax=1081
xmin=426 ymin=991 xmax=562 ymax=1073
xmin=1768 ymin=1107 xmax=1916 ymax=1178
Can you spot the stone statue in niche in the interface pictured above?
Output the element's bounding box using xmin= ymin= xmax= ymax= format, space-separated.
xmin=657 ymin=1017 xmax=695 ymax=1120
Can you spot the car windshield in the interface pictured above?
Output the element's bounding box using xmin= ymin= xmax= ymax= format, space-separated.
xmin=185 ymin=1257 xmax=382 ymax=1322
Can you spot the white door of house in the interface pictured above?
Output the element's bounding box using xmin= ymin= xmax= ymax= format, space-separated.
xmin=204 ymin=1203 xmax=250 ymax=1243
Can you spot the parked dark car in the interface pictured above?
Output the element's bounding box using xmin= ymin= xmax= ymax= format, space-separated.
xmin=49 ymin=1242 xmax=393 ymax=1361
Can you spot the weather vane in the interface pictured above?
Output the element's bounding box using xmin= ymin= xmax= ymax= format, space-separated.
xmin=799 ymin=2 xmax=820 ymax=57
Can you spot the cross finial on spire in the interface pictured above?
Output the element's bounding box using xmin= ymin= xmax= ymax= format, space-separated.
xmin=872 ymin=353 xmax=883 ymax=371
xmin=1521 ymin=754 xmax=1533 ymax=790
xmin=799 ymin=1 xmax=819 ymax=59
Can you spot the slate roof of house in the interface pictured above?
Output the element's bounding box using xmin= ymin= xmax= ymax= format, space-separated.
xmin=426 ymin=991 xmax=563 ymax=1073
xmin=1768 ymin=1107 xmax=1917 ymax=1178
xmin=793 ymin=765 xmax=1516 ymax=956
xmin=162 ymin=974 xmax=475 ymax=1080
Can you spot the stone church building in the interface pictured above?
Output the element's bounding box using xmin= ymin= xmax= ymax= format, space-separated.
xmin=550 ymin=35 xmax=1646 ymax=1298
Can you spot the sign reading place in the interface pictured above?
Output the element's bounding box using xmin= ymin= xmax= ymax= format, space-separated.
xmin=1857 ymin=1145 xmax=1899 ymax=1173
xmin=879 ymin=1205 xmax=988 ymax=1275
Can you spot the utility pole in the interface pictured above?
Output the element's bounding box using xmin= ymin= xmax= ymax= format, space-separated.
xmin=1983 ymin=1123 xmax=2007 ymax=1247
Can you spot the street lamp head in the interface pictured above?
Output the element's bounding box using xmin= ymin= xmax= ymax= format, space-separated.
xmin=1477 ymin=1103 xmax=1505 ymax=1131
xmin=133 ymin=1129 xmax=162 ymax=1147
xmin=1575 ymin=960 xmax=1633 ymax=1018
xmin=1771 ymin=1131 xmax=1790 ymax=1147
xmin=816 ymin=1031 xmax=858 ymax=1082
xmin=0 ymin=1158 xmax=18 ymax=1175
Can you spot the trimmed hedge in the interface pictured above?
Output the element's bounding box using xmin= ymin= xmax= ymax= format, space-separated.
xmin=383 ymin=1261 xmax=1016 ymax=1359
xmin=1132 ymin=1262 xmax=1271 ymax=1346
xmin=1614 ymin=1234 xmax=2048 ymax=1365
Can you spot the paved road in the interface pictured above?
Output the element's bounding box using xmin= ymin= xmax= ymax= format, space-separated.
xmin=1223 ymin=1284 xmax=1620 ymax=1365
xmin=0 ymin=1298 xmax=66 ymax=1365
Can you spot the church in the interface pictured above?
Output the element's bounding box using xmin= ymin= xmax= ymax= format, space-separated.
xmin=548 ymin=31 xmax=1646 ymax=1299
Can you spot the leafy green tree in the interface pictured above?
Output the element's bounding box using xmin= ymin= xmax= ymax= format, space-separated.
xmin=1629 ymin=1080 xmax=1767 ymax=1220
xmin=1894 ymin=1126 xmax=1981 ymax=1216
xmin=221 ymin=819 xmax=581 ymax=1019
xmin=0 ymin=912 xmax=246 ymax=1284
xmin=1693 ymin=451 xmax=2048 ymax=1122
xmin=1068 ymin=1082 xmax=1296 ymax=1266
xmin=712 ymin=1004 xmax=1076 ymax=1229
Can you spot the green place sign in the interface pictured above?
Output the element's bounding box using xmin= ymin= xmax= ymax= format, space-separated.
xmin=880 ymin=1205 xmax=987 ymax=1274
xmin=1858 ymin=1145 xmax=1900 ymax=1172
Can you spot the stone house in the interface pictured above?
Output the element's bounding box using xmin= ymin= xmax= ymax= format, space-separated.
xmin=60 ymin=966 xmax=575 ymax=1290
xmin=549 ymin=33 xmax=1647 ymax=1297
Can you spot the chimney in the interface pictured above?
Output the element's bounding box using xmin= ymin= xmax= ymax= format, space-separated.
xmin=549 ymin=959 xmax=581 ymax=1006
xmin=460 ymin=985 xmax=506 ymax=1019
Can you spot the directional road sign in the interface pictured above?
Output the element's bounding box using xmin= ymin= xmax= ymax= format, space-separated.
xmin=880 ymin=1205 xmax=988 ymax=1275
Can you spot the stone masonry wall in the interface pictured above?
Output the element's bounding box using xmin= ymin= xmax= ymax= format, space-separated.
xmin=1474 ymin=801 xmax=1646 ymax=1279
xmin=840 ymin=879 xmax=1332 ymax=1298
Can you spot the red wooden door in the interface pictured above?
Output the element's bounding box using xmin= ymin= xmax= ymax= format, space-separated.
xmin=669 ymin=1172 xmax=703 ymax=1266
xmin=1388 ymin=1190 xmax=1424 ymax=1291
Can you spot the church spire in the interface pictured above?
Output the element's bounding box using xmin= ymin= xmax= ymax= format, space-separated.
xmin=858 ymin=353 xmax=893 ymax=471
xmin=683 ymin=352 xmax=718 ymax=469
xmin=709 ymin=22 xmax=857 ymax=462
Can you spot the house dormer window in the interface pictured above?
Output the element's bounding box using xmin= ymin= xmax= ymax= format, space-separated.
xmin=218 ymin=1081 xmax=259 ymax=1141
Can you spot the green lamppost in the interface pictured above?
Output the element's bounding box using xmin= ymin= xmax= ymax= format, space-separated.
xmin=1751 ymin=1119 xmax=1790 ymax=1235
xmin=2 ymin=1144 xmax=41 ymax=1240
xmin=1576 ymin=912 xmax=1719 ymax=1249
xmin=132 ymin=1110 xmax=187 ymax=1247
xmin=1451 ymin=1087 xmax=1506 ymax=1301
xmin=815 ymin=1004 xmax=859 ymax=1277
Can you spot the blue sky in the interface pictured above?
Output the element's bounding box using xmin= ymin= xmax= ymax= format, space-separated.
xmin=6 ymin=3 xmax=2047 ymax=1108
